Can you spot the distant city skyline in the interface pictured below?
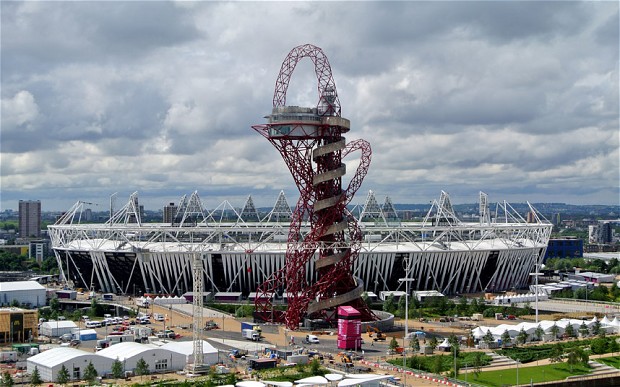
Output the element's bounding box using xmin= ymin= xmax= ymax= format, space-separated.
xmin=2 ymin=2 xmax=618 ymax=211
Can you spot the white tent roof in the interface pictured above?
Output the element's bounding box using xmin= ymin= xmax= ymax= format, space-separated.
xmin=41 ymin=321 xmax=77 ymax=329
xmin=0 ymin=281 xmax=45 ymax=291
xmin=236 ymin=382 xmax=265 ymax=387
xmin=325 ymin=374 xmax=344 ymax=381
xmin=28 ymin=347 xmax=93 ymax=368
xmin=296 ymin=376 xmax=329 ymax=384
xmin=338 ymin=376 xmax=392 ymax=386
xmin=97 ymin=341 xmax=159 ymax=361
xmin=161 ymin=340 xmax=217 ymax=355
xmin=601 ymin=316 xmax=611 ymax=325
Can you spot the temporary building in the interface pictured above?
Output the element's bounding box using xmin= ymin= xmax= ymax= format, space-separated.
xmin=0 ymin=281 xmax=46 ymax=307
xmin=27 ymin=347 xmax=113 ymax=382
xmin=73 ymin=328 xmax=98 ymax=341
xmin=160 ymin=340 xmax=218 ymax=365
xmin=97 ymin=341 xmax=185 ymax=373
xmin=39 ymin=321 xmax=78 ymax=337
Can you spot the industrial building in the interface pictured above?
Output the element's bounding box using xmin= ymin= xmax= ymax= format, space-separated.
xmin=544 ymin=237 xmax=584 ymax=260
xmin=26 ymin=341 xmax=214 ymax=382
xmin=96 ymin=342 xmax=186 ymax=374
xmin=39 ymin=320 xmax=78 ymax=337
xmin=160 ymin=340 xmax=219 ymax=365
xmin=0 ymin=308 xmax=38 ymax=343
xmin=0 ymin=281 xmax=46 ymax=307
xmin=27 ymin=347 xmax=112 ymax=382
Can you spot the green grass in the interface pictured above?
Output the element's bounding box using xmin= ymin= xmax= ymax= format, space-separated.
xmin=459 ymin=363 xmax=591 ymax=387
xmin=597 ymin=355 xmax=620 ymax=368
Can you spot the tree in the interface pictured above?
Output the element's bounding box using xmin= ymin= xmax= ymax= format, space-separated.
xmin=111 ymin=358 xmax=124 ymax=379
xmin=1 ymin=371 xmax=14 ymax=387
xmin=396 ymin=294 xmax=406 ymax=318
xmin=516 ymin=328 xmax=528 ymax=346
xmin=410 ymin=338 xmax=420 ymax=353
xmin=383 ymin=294 xmax=396 ymax=313
xmin=56 ymin=365 xmax=69 ymax=386
xmin=471 ymin=352 xmax=485 ymax=380
xmin=591 ymin=321 xmax=602 ymax=336
xmin=549 ymin=343 xmax=564 ymax=363
xmin=431 ymin=355 xmax=443 ymax=374
xmin=501 ymin=330 xmax=511 ymax=347
xmin=565 ymin=323 xmax=576 ymax=339
xmin=579 ymin=322 xmax=589 ymax=337
xmin=609 ymin=337 xmax=620 ymax=356
xmin=49 ymin=297 xmax=60 ymax=312
xmin=448 ymin=334 xmax=460 ymax=357
xmin=428 ymin=336 xmax=439 ymax=350
xmin=83 ymin=361 xmax=98 ymax=384
xmin=30 ymin=366 xmax=42 ymax=386
xmin=550 ymin=323 xmax=560 ymax=340
xmin=309 ymin=358 xmax=321 ymax=374
xmin=534 ymin=325 xmax=545 ymax=341
xmin=483 ymin=329 xmax=495 ymax=345
xmin=566 ymin=347 xmax=588 ymax=372
xmin=389 ymin=337 xmax=399 ymax=350
xmin=135 ymin=357 xmax=150 ymax=379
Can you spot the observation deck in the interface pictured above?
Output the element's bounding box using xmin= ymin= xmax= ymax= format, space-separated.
xmin=266 ymin=106 xmax=350 ymax=138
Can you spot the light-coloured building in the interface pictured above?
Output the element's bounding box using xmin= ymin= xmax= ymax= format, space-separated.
xmin=0 ymin=281 xmax=46 ymax=307
xmin=96 ymin=341 xmax=185 ymax=374
xmin=39 ymin=321 xmax=78 ymax=337
xmin=160 ymin=340 xmax=219 ymax=365
xmin=27 ymin=347 xmax=113 ymax=382
xmin=0 ymin=308 xmax=38 ymax=343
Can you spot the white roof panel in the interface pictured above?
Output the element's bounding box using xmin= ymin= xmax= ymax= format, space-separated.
xmin=97 ymin=341 xmax=159 ymax=361
xmin=0 ymin=281 xmax=45 ymax=291
xmin=41 ymin=321 xmax=77 ymax=329
xmin=28 ymin=347 xmax=93 ymax=368
xmin=161 ymin=340 xmax=217 ymax=355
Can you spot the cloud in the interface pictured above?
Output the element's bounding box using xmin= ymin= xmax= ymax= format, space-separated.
xmin=0 ymin=1 xmax=618 ymax=211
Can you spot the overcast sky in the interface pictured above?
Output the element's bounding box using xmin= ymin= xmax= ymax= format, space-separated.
xmin=1 ymin=1 xmax=618 ymax=212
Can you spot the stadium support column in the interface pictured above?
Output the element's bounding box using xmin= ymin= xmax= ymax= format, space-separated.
xmin=192 ymin=251 xmax=203 ymax=370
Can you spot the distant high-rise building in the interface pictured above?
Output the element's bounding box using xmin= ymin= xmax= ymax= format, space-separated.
xmin=552 ymin=213 xmax=561 ymax=226
xmin=163 ymin=202 xmax=177 ymax=224
xmin=18 ymin=200 xmax=41 ymax=238
xmin=589 ymin=221 xmax=613 ymax=244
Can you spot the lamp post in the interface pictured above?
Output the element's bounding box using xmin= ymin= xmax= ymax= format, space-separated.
xmin=529 ymin=264 xmax=543 ymax=323
xmin=399 ymin=277 xmax=415 ymax=386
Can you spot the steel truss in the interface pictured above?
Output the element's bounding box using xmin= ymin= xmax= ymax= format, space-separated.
xmin=49 ymin=190 xmax=552 ymax=301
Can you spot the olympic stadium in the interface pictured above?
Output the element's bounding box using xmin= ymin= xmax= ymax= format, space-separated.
xmin=48 ymin=189 xmax=552 ymax=298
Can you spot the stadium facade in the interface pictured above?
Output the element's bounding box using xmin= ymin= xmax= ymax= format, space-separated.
xmin=48 ymin=190 xmax=552 ymax=298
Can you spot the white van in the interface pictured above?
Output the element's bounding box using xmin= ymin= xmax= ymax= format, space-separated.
xmin=305 ymin=334 xmax=320 ymax=344
xmin=85 ymin=320 xmax=102 ymax=328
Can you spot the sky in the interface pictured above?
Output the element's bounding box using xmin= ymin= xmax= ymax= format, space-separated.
xmin=1 ymin=1 xmax=618 ymax=212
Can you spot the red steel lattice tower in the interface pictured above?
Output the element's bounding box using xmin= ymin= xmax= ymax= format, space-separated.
xmin=252 ymin=44 xmax=374 ymax=329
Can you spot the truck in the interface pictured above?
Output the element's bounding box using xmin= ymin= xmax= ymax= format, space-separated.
xmin=242 ymin=329 xmax=260 ymax=341
xmin=0 ymin=351 xmax=18 ymax=363
xmin=241 ymin=322 xmax=262 ymax=334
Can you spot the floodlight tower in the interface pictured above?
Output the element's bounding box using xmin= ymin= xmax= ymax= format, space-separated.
xmin=252 ymin=44 xmax=373 ymax=329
